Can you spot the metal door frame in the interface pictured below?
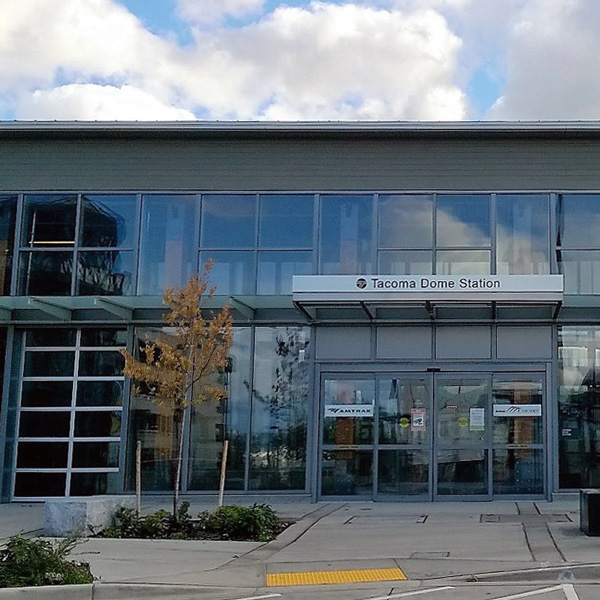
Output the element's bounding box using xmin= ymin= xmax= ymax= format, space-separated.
xmin=314 ymin=363 xmax=549 ymax=502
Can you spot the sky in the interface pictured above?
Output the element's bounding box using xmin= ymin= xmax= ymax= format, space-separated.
xmin=1 ymin=0 xmax=600 ymax=122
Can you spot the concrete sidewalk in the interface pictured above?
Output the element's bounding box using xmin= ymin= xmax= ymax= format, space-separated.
xmin=0 ymin=497 xmax=599 ymax=598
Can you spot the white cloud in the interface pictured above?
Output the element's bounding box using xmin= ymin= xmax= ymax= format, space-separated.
xmin=176 ymin=0 xmax=265 ymax=25
xmin=0 ymin=0 xmax=468 ymax=121
xmin=488 ymin=0 xmax=600 ymax=119
xmin=16 ymin=84 xmax=196 ymax=120
xmin=183 ymin=3 xmax=467 ymax=120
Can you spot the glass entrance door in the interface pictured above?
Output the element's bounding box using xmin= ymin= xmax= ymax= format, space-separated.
xmin=435 ymin=377 xmax=491 ymax=499
xmin=318 ymin=370 xmax=546 ymax=500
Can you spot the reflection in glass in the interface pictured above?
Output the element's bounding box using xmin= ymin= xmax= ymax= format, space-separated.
xmin=139 ymin=195 xmax=196 ymax=295
xmin=379 ymin=195 xmax=433 ymax=248
xmin=558 ymin=327 xmax=600 ymax=488
xmin=77 ymin=381 xmax=123 ymax=407
xmin=72 ymin=442 xmax=120 ymax=467
xmin=378 ymin=251 xmax=432 ymax=275
xmin=378 ymin=450 xmax=429 ymax=495
xmin=558 ymin=194 xmax=600 ymax=249
xmin=493 ymin=449 xmax=543 ymax=494
xmin=74 ymin=411 xmax=121 ymax=437
xmin=0 ymin=195 xmax=16 ymax=295
xmin=200 ymin=251 xmax=255 ymax=295
xmin=436 ymin=195 xmax=490 ymax=247
xmin=321 ymin=450 xmax=372 ymax=496
xmin=259 ymin=195 xmax=314 ymax=248
xmin=188 ymin=327 xmax=251 ymax=491
xmin=201 ymin=195 xmax=256 ymax=248
xmin=80 ymin=329 xmax=127 ymax=347
xmin=24 ymin=351 xmax=74 ymax=377
xmin=320 ymin=195 xmax=373 ymax=274
xmin=77 ymin=251 xmax=133 ymax=295
xmin=436 ymin=379 xmax=488 ymax=446
xmin=80 ymin=195 xmax=136 ymax=248
xmin=493 ymin=379 xmax=543 ymax=445
xmin=378 ymin=379 xmax=429 ymax=445
xmin=21 ymin=381 xmax=73 ymax=407
xmin=70 ymin=473 xmax=119 ymax=496
xmin=25 ymin=329 xmax=76 ymax=347
xmin=22 ymin=195 xmax=77 ymax=247
xmin=19 ymin=251 xmax=73 ymax=295
xmin=322 ymin=378 xmax=374 ymax=445
xmin=436 ymin=250 xmax=490 ymax=275
xmin=558 ymin=251 xmax=600 ymax=295
xmin=257 ymin=251 xmax=312 ymax=295
xmin=497 ymin=195 xmax=549 ymax=274
xmin=78 ymin=351 xmax=124 ymax=377
xmin=437 ymin=448 xmax=487 ymax=495
xmin=249 ymin=327 xmax=310 ymax=490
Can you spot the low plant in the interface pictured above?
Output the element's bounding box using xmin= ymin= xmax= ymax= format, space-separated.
xmin=100 ymin=502 xmax=285 ymax=541
xmin=0 ymin=535 xmax=93 ymax=588
xmin=197 ymin=504 xmax=280 ymax=542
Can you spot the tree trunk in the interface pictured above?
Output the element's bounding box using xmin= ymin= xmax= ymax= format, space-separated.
xmin=173 ymin=408 xmax=185 ymax=521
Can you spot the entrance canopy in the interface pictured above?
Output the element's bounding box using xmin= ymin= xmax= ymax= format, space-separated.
xmin=293 ymin=275 xmax=564 ymax=323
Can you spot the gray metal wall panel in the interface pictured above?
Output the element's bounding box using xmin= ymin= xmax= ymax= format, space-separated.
xmin=497 ymin=326 xmax=553 ymax=359
xmin=2 ymin=137 xmax=600 ymax=191
xmin=376 ymin=327 xmax=432 ymax=359
xmin=436 ymin=326 xmax=492 ymax=359
xmin=315 ymin=327 xmax=371 ymax=360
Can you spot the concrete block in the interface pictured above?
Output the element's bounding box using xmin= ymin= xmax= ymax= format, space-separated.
xmin=44 ymin=496 xmax=135 ymax=537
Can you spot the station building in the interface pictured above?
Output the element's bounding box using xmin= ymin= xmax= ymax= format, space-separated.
xmin=0 ymin=121 xmax=598 ymax=502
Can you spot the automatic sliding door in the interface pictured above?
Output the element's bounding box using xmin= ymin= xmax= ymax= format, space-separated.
xmin=321 ymin=377 xmax=374 ymax=497
xmin=435 ymin=377 xmax=492 ymax=499
xmin=377 ymin=376 xmax=432 ymax=498
xmin=492 ymin=375 xmax=545 ymax=495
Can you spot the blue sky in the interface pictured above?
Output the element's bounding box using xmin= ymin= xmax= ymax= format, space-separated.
xmin=1 ymin=0 xmax=599 ymax=121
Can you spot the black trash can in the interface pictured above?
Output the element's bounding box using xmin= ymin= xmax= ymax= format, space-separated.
xmin=580 ymin=489 xmax=600 ymax=536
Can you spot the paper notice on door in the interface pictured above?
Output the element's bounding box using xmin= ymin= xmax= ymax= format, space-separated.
xmin=411 ymin=408 xmax=426 ymax=431
xmin=469 ymin=407 xmax=485 ymax=431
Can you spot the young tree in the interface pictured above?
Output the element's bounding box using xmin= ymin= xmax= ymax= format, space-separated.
xmin=121 ymin=263 xmax=233 ymax=518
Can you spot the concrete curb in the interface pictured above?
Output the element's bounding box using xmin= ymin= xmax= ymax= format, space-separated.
xmin=0 ymin=583 xmax=246 ymax=600
xmin=0 ymin=584 xmax=93 ymax=599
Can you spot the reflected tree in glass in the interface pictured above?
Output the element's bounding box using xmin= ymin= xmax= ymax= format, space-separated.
xmin=250 ymin=327 xmax=309 ymax=490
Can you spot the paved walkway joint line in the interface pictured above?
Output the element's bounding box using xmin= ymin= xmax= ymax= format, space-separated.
xmin=267 ymin=567 xmax=407 ymax=586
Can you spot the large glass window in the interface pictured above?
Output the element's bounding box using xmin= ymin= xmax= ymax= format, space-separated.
xmin=320 ymin=195 xmax=373 ymax=274
xmin=139 ymin=195 xmax=195 ymax=295
xmin=557 ymin=195 xmax=600 ymax=295
xmin=436 ymin=195 xmax=490 ymax=248
xmin=497 ymin=194 xmax=549 ymax=275
xmin=249 ymin=326 xmax=310 ymax=490
xmin=14 ymin=328 xmax=125 ymax=498
xmin=201 ymin=195 xmax=256 ymax=249
xmin=0 ymin=196 xmax=17 ymax=295
xmin=379 ymin=195 xmax=433 ymax=249
xmin=558 ymin=327 xmax=600 ymax=489
xmin=19 ymin=194 xmax=136 ymax=296
xmin=259 ymin=195 xmax=313 ymax=249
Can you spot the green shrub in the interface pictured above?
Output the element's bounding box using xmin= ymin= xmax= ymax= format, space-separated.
xmin=0 ymin=536 xmax=93 ymax=588
xmin=197 ymin=504 xmax=280 ymax=542
xmin=100 ymin=502 xmax=284 ymax=541
xmin=101 ymin=502 xmax=196 ymax=540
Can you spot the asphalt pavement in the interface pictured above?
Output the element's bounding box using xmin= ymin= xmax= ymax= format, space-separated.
xmin=1 ymin=496 xmax=600 ymax=599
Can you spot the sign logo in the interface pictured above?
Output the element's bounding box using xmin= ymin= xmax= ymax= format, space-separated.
xmin=493 ymin=404 xmax=542 ymax=417
xmin=356 ymin=278 xmax=367 ymax=289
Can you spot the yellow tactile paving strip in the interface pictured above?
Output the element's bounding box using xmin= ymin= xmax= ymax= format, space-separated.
xmin=267 ymin=567 xmax=407 ymax=587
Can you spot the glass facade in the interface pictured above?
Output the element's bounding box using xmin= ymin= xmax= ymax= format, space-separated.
xmin=2 ymin=188 xmax=600 ymax=500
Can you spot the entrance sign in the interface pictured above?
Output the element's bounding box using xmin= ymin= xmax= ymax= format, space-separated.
xmin=293 ymin=275 xmax=563 ymax=302
xmin=469 ymin=407 xmax=485 ymax=431
xmin=493 ymin=404 xmax=542 ymax=417
xmin=325 ymin=404 xmax=374 ymax=418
